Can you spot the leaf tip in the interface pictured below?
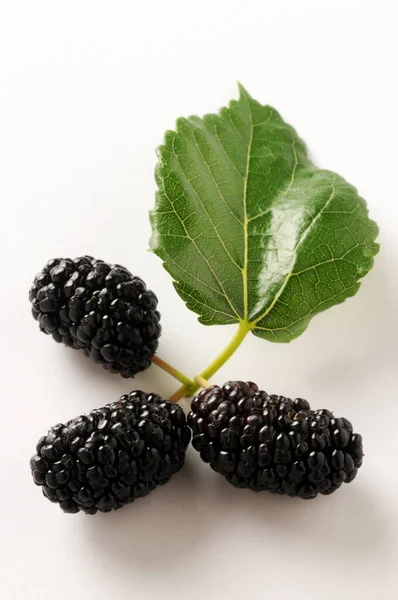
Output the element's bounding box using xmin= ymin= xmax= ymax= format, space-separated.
xmin=237 ymin=82 xmax=251 ymax=100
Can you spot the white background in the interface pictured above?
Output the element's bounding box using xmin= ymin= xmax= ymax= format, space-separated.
xmin=0 ymin=1 xmax=397 ymax=598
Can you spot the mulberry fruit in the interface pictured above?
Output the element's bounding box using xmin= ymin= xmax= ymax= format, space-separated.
xmin=29 ymin=256 xmax=161 ymax=377
xmin=188 ymin=381 xmax=363 ymax=499
xmin=30 ymin=391 xmax=191 ymax=514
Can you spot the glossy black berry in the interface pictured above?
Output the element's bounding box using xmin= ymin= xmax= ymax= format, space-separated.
xmin=29 ymin=256 xmax=161 ymax=377
xmin=188 ymin=381 xmax=363 ymax=499
xmin=30 ymin=391 xmax=191 ymax=514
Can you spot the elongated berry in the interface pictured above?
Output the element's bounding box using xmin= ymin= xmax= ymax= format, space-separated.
xmin=30 ymin=391 xmax=191 ymax=514
xmin=29 ymin=256 xmax=161 ymax=377
xmin=188 ymin=381 xmax=363 ymax=499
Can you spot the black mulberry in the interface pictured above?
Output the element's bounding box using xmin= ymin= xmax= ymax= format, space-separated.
xmin=30 ymin=391 xmax=191 ymax=514
xmin=29 ymin=256 xmax=161 ymax=377
xmin=188 ymin=381 xmax=363 ymax=499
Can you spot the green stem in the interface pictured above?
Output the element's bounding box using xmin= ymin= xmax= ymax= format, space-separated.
xmin=151 ymin=355 xmax=195 ymax=387
xmin=169 ymin=321 xmax=252 ymax=402
xmin=200 ymin=320 xmax=251 ymax=380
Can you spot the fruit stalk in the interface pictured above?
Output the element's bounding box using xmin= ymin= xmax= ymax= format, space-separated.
xmin=151 ymin=355 xmax=195 ymax=387
xmin=194 ymin=375 xmax=210 ymax=388
xmin=169 ymin=321 xmax=251 ymax=402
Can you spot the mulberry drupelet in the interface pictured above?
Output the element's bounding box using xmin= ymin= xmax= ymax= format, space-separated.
xmin=30 ymin=391 xmax=191 ymax=514
xmin=29 ymin=256 xmax=161 ymax=377
xmin=188 ymin=381 xmax=363 ymax=499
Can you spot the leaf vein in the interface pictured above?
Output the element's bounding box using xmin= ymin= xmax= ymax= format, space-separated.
xmin=252 ymin=173 xmax=337 ymax=326
xmin=161 ymin=181 xmax=240 ymax=319
xmin=170 ymin=140 xmax=242 ymax=319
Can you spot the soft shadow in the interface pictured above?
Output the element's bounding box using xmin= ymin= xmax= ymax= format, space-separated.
xmin=71 ymin=453 xmax=391 ymax=574
xmin=62 ymin=342 xmax=178 ymax=410
xmin=78 ymin=453 xmax=206 ymax=570
xmin=241 ymin=241 xmax=398 ymax=422
xmin=209 ymin=469 xmax=390 ymax=563
xmin=301 ymin=242 xmax=397 ymax=396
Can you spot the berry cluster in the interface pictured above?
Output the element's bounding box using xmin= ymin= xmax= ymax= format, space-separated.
xmin=29 ymin=257 xmax=364 ymax=514
xmin=188 ymin=381 xmax=363 ymax=499
xmin=29 ymin=257 xmax=161 ymax=377
xmin=30 ymin=391 xmax=191 ymax=514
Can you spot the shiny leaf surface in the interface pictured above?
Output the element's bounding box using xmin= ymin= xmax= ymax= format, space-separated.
xmin=150 ymin=86 xmax=379 ymax=342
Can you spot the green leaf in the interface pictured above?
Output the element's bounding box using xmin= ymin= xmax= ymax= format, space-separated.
xmin=150 ymin=85 xmax=379 ymax=342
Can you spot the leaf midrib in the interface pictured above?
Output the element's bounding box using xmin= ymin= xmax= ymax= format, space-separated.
xmin=163 ymin=101 xmax=338 ymax=332
xmin=241 ymin=100 xmax=299 ymax=328
xmin=242 ymin=102 xmax=253 ymax=322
